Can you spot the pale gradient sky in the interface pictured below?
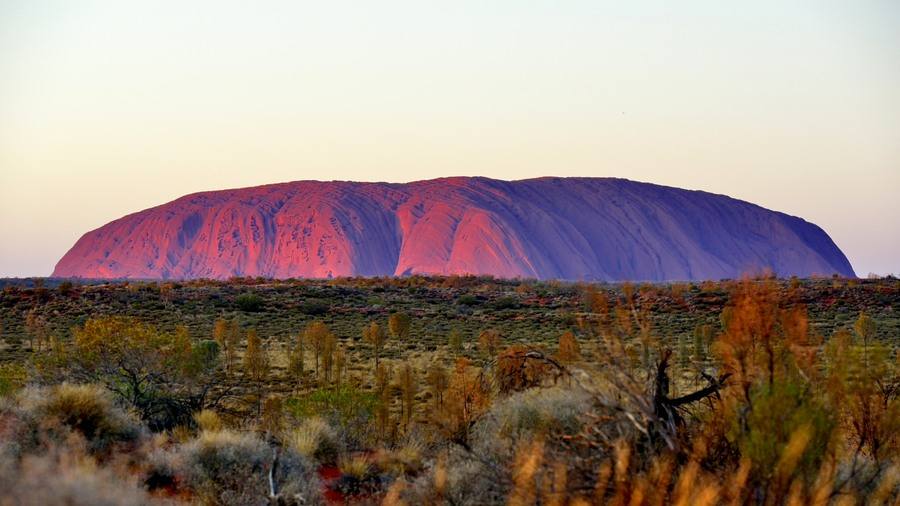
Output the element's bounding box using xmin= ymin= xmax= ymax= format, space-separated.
xmin=1 ymin=1 xmax=898 ymax=278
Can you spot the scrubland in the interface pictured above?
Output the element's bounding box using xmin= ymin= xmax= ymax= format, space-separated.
xmin=0 ymin=275 xmax=898 ymax=505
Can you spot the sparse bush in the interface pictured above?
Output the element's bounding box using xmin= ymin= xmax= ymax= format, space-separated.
xmin=178 ymin=429 xmax=321 ymax=506
xmin=334 ymin=453 xmax=380 ymax=497
xmin=375 ymin=438 xmax=426 ymax=476
xmin=495 ymin=345 xmax=554 ymax=393
xmin=179 ymin=430 xmax=269 ymax=503
xmin=288 ymin=416 xmax=342 ymax=463
xmin=472 ymin=386 xmax=590 ymax=460
xmin=194 ymin=409 xmax=223 ymax=433
xmin=0 ymin=446 xmax=160 ymax=506
xmin=8 ymin=384 xmax=143 ymax=455
xmin=338 ymin=453 xmax=372 ymax=479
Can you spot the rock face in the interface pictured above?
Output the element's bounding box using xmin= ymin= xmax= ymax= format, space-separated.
xmin=53 ymin=177 xmax=855 ymax=281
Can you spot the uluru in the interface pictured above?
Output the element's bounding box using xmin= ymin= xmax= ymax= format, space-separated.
xmin=52 ymin=177 xmax=855 ymax=281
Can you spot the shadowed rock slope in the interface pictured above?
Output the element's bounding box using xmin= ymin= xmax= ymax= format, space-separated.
xmin=53 ymin=177 xmax=855 ymax=281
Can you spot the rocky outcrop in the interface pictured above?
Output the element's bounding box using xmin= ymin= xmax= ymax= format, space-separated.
xmin=53 ymin=177 xmax=855 ymax=280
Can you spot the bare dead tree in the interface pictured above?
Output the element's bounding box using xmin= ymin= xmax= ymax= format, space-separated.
xmin=651 ymin=349 xmax=730 ymax=442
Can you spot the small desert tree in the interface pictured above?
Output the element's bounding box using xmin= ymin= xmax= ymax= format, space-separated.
xmin=213 ymin=317 xmax=240 ymax=373
xmin=677 ymin=334 xmax=692 ymax=379
xmin=557 ymin=331 xmax=580 ymax=363
xmin=583 ymin=284 xmax=611 ymax=327
xmin=320 ymin=330 xmax=337 ymax=384
xmin=53 ymin=316 xmax=223 ymax=430
xmin=333 ymin=345 xmax=347 ymax=387
xmin=288 ymin=331 xmax=305 ymax=388
xmin=304 ymin=321 xmax=333 ymax=380
xmin=388 ymin=312 xmax=411 ymax=341
xmin=159 ymin=282 xmax=175 ymax=305
xmin=496 ymin=345 xmax=553 ymax=394
xmin=825 ymin=327 xmax=899 ymax=463
xmin=363 ymin=320 xmax=388 ymax=371
xmin=398 ymin=363 xmax=417 ymax=428
xmin=243 ymin=329 xmax=270 ymax=417
xmin=478 ymin=329 xmax=502 ymax=358
xmin=261 ymin=396 xmax=284 ymax=435
xmin=442 ymin=357 xmax=490 ymax=443
xmin=426 ymin=362 xmax=449 ymax=411
xmin=24 ymin=307 xmax=47 ymax=352
xmin=854 ymin=311 xmax=876 ymax=368
xmin=374 ymin=361 xmax=393 ymax=439
xmin=213 ymin=317 xmax=229 ymax=347
xmin=692 ymin=323 xmax=713 ymax=365
xmin=448 ymin=328 xmax=463 ymax=355
xmin=714 ymin=279 xmax=780 ymax=399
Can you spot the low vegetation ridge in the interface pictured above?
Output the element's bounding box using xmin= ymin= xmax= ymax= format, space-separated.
xmin=0 ymin=275 xmax=897 ymax=504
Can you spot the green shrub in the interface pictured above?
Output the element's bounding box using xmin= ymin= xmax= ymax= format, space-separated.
xmin=457 ymin=294 xmax=479 ymax=306
xmin=0 ymin=363 xmax=26 ymax=398
xmin=490 ymin=296 xmax=520 ymax=310
xmin=298 ymin=299 xmax=330 ymax=316
xmin=187 ymin=339 xmax=221 ymax=375
xmin=730 ymin=379 xmax=835 ymax=480
xmin=286 ymin=385 xmax=378 ymax=449
xmin=53 ymin=316 xmax=224 ymax=431
xmin=57 ymin=280 xmax=75 ymax=295
xmin=235 ymin=293 xmax=264 ymax=312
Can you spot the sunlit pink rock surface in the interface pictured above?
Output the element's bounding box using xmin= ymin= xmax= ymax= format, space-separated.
xmin=53 ymin=177 xmax=855 ymax=281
